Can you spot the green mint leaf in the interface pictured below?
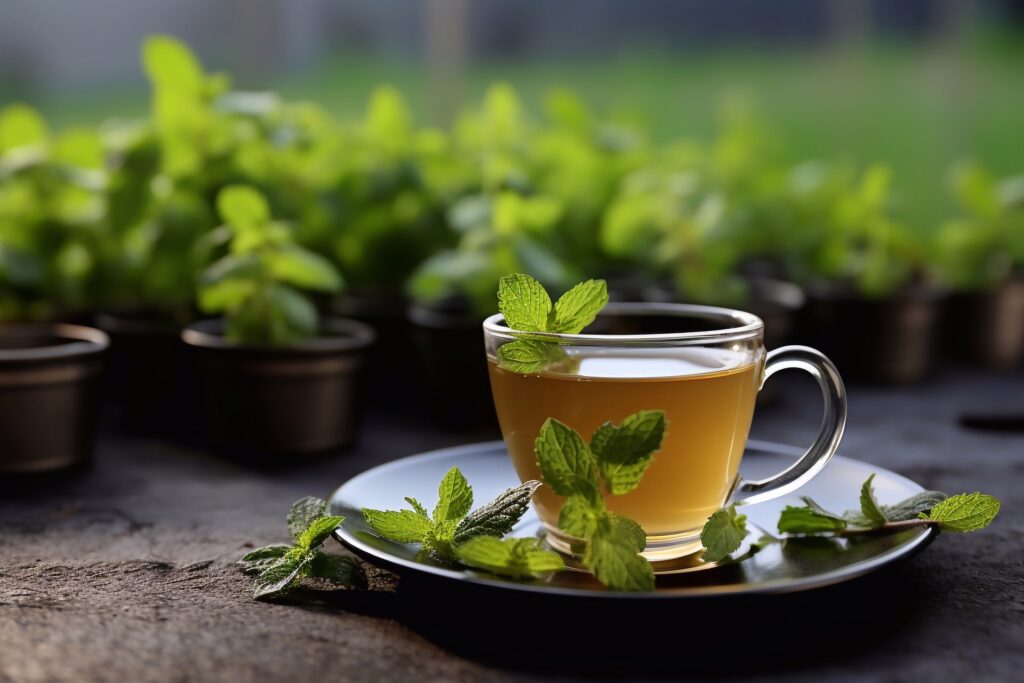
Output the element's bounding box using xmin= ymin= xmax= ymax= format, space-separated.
xmin=433 ymin=467 xmax=474 ymax=524
xmin=297 ymin=515 xmax=343 ymax=551
xmin=362 ymin=508 xmax=433 ymax=543
xmin=859 ymin=474 xmax=889 ymax=527
xmin=286 ymin=496 xmax=327 ymax=541
xmin=534 ymin=418 xmax=600 ymax=497
xmin=558 ymin=493 xmax=604 ymax=538
xmin=454 ymin=480 xmax=542 ymax=543
xmin=923 ymin=493 xmax=1001 ymax=532
xmin=778 ymin=506 xmax=848 ymax=534
xmin=701 ymin=505 xmax=750 ymax=563
xmin=550 ymin=279 xmax=609 ymax=333
xmin=590 ymin=410 xmax=667 ymax=495
xmin=498 ymin=273 xmax=552 ymax=332
xmin=424 ymin=519 xmax=461 ymax=562
xmin=218 ymin=184 xmax=270 ymax=229
xmin=583 ymin=516 xmax=655 ymax=591
xmin=455 ymin=536 xmax=564 ymax=579
xmin=253 ymin=552 xmax=313 ymax=601
xmin=610 ymin=513 xmax=647 ymax=552
xmin=308 ymin=552 xmax=367 ymax=589
xmin=238 ymin=544 xmax=292 ymax=575
xmin=799 ymin=496 xmax=846 ymax=521
xmin=882 ymin=490 xmax=948 ymax=522
xmin=405 ymin=497 xmax=429 ymax=518
xmin=496 ymin=339 xmax=575 ymax=373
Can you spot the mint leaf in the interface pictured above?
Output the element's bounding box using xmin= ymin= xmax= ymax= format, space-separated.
xmin=534 ymin=418 xmax=601 ymax=498
xmin=455 ymin=536 xmax=564 ymax=579
xmin=423 ymin=519 xmax=461 ymax=562
xmin=287 ymin=496 xmax=327 ymax=541
xmin=362 ymin=508 xmax=433 ymax=543
xmin=496 ymin=339 xmax=576 ymax=374
xmin=558 ymin=493 xmax=603 ymax=538
xmin=254 ymin=552 xmax=313 ymax=600
xmin=590 ymin=410 xmax=667 ymax=494
xmin=498 ymin=273 xmax=552 ymax=332
xmin=701 ymin=505 xmax=749 ymax=562
xmin=778 ymin=506 xmax=848 ymax=534
xmin=405 ymin=497 xmax=429 ymax=518
xmin=883 ymin=491 xmax=948 ymax=522
xmin=238 ymin=544 xmax=292 ymax=575
xmin=309 ymin=553 xmax=367 ymax=589
xmin=454 ymin=480 xmax=542 ymax=543
xmin=550 ymin=279 xmax=609 ymax=333
xmin=923 ymin=493 xmax=1001 ymax=532
xmin=799 ymin=496 xmax=845 ymax=521
xmin=859 ymin=474 xmax=889 ymax=527
xmin=610 ymin=513 xmax=647 ymax=552
xmin=297 ymin=515 xmax=343 ymax=551
xmin=584 ymin=516 xmax=655 ymax=591
xmin=433 ymin=467 xmax=474 ymax=524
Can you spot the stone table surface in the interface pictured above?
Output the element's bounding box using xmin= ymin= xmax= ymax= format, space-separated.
xmin=1 ymin=370 xmax=1022 ymax=683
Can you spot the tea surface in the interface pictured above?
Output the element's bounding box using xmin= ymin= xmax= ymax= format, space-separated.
xmin=488 ymin=348 xmax=761 ymax=537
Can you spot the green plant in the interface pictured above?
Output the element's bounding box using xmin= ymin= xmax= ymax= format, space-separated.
xmin=935 ymin=162 xmax=1024 ymax=290
xmin=198 ymin=185 xmax=342 ymax=345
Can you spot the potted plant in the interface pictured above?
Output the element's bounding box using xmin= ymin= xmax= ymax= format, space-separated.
xmin=935 ymin=163 xmax=1024 ymax=369
xmin=790 ymin=163 xmax=944 ymax=384
xmin=182 ymin=186 xmax=374 ymax=454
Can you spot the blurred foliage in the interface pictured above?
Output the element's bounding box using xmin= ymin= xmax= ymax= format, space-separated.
xmin=0 ymin=35 xmax=1021 ymax=331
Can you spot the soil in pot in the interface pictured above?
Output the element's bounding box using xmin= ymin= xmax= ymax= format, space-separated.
xmin=0 ymin=324 xmax=108 ymax=474
xmin=96 ymin=311 xmax=200 ymax=435
xmin=182 ymin=318 xmax=375 ymax=455
xmin=803 ymin=284 xmax=943 ymax=384
xmin=409 ymin=300 xmax=500 ymax=433
xmin=943 ymin=274 xmax=1024 ymax=369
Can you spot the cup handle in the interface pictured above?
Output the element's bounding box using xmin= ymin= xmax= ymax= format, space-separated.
xmin=733 ymin=345 xmax=847 ymax=506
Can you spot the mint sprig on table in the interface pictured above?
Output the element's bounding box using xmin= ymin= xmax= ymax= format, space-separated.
xmin=496 ymin=273 xmax=608 ymax=373
xmin=535 ymin=410 xmax=667 ymax=591
xmin=362 ymin=467 xmax=563 ymax=579
xmin=700 ymin=476 xmax=1002 ymax=563
xmin=239 ymin=496 xmax=366 ymax=600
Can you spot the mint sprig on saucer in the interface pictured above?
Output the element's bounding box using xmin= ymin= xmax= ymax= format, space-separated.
xmin=362 ymin=467 xmax=563 ymax=579
xmin=496 ymin=273 xmax=608 ymax=373
xmin=701 ymin=476 xmax=1002 ymax=563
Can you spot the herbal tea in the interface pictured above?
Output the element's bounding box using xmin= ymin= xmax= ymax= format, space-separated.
xmin=488 ymin=348 xmax=762 ymax=544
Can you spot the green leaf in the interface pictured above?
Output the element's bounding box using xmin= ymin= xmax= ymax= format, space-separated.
xmin=267 ymin=283 xmax=318 ymax=338
xmin=297 ymin=516 xmax=343 ymax=551
xmin=882 ymin=491 xmax=948 ymax=522
xmin=496 ymin=339 xmax=574 ymax=373
xmin=558 ymin=494 xmax=603 ymax=538
xmin=240 ymin=545 xmax=291 ymax=564
xmin=550 ymin=279 xmax=608 ymax=333
xmin=405 ymin=497 xmax=429 ymax=519
xmin=498 ymin=273 xmax=552 ymax=332
xmin=253 ymin=552 xmax=312 ymax=600
xmin=701 ymin=505 xmax=750 ymax=562
xmin=859 ymin=475 xmax=889 ymax=527
xmin=0 ymin=104 xmax=48 ymax=153
xmin=584 ymin=517 xmax=655 ymax=591
xmin=454 ymin=480 xmax=542 ymax=543
xmin=778 ymin=506 xmax=848 ymax=534
xmin=534 ymin=418 xmax=600 ymax=498
xmin=142 ymin=35 xmax=204 ymax=92
xmin=265 ymin=245 xmax=342 ymax=292
xmin=433 ymin=467 xmax=474 ymax=525
xmin=455 ymin=536 xmax=564 ymax=579
xmin=590 ymin=410 xmax=667 ymax=495
xmin=286 ymin=496 xmax=327 ymax=540
xmin=924 ymin=493 xmax=1001 ymax=533
xmin=308 ymin=553 xmax=367 ymax=589
xmin=362 ymin=508 xmax=433 ymax=543
xmin=198 ymin=278 xmax=254 ymax=313
xmin=610 ymin=514 xmax=647 ymax=552
xmin=217 ymin=185 xmax=270 ymax=229
xmin=799 ymin=496 xmax=846 ymax=522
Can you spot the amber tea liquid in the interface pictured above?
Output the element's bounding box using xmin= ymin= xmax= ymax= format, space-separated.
xmin=489 ymin=348 xmax=762 ymax=556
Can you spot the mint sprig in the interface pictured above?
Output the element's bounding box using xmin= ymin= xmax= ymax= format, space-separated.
xmin=239 ymin=496 xmax=366 ymax=601
xmin=699 ymin=475 xmax=1002 ymax=564
xmin=495 ymin=273 xmax=608 ymax=373
xmin=534 ymin=410 xmax=667 ymax=591
xmin=362 ymin=468 xmax=561 ymax=578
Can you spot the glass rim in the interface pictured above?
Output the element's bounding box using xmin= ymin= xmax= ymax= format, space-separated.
xmin=482 ymin=302 xmax=764 ymax=345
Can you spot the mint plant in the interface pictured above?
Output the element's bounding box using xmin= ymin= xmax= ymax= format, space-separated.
xmin=198 ymin=185 xmax=342 ymax=345
xmin=239 ymin=496 xmax=365 ymax=601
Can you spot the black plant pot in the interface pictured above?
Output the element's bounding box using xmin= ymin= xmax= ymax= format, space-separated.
xmin=409 ymin=302 xmax=499 ymax=433
xmin=0 ymin=324 xmax=108 ymax=474
xmin=804 ymin=284 xmax=943 ymax=384
xmin=943 ymin=275 xmax=1024 ymax=370
xmin=182 ymin=318 xmax=375 ymax=455
xmin=96 ymin=311 xmax=199 ymax=435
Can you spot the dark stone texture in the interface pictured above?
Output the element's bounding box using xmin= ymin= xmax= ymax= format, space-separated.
xmin=1 ymin=370 xmax=1022 ymax=682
